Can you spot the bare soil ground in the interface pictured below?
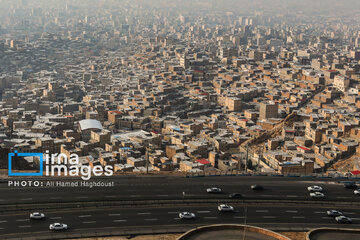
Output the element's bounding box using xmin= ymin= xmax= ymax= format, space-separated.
xmin=279 ymin=232 xmax=306 ymax=240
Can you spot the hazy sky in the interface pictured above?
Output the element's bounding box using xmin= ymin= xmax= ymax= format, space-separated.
xmin=0 ymin=0 xmax=360 ymax=11
xmin=0 ymin=0 xmax=360 ymax=19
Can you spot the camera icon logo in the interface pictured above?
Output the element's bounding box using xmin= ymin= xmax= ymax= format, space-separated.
xmin=8 ymin=151 xmax=43 ymax=176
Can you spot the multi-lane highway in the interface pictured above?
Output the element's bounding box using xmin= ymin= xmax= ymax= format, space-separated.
xmin=0 ymin=176 xmax=359 ymax=204
xmin=1 ymin=204 xmax=360 ymax=238
xmin=1 ymin=176 xmax=360 ymax=239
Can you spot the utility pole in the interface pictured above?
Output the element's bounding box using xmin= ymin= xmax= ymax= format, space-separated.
xmin=257 ymin=152 xmax=260 ymax=173
xmin=245 ymin=144 xmax=249 ymax=173
xmin=146 ymin=144 xmax=150 ymax=174
xmin=257 ymin=148 xmax=262 ymax=173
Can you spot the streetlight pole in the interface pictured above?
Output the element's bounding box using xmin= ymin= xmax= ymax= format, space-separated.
xmin=238 ymin=153 xmax=242 ymax=173
xmin=146 ymin=144 xmax=149 ymax=174
xmin=245 ymin=144 xmax=249 ymax=173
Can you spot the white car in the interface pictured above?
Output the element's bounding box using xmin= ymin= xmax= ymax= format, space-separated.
xmin=207 ymin=187 xmax=222 ymax=193
xmin=49 ymin=223 xmax=68 ymax=231
xmin=30 ymin=212 xmax=45 ymax=220
xmin=218 ymin=204 xmax=234 ymax=212
xmin=310 ymin=192 xmax=325 ymax=198
xmin=307 ymin=186 xmax=323 ymax=192
xmin=326 ymin=210 xmax=343 ymax=217
xmin=179 ymin=212 xmax=196 ymax=219
xmin=354 ymin=189 xmax=360 ymax=195
xmin=335 ymin=216 xmax=352 ymax=224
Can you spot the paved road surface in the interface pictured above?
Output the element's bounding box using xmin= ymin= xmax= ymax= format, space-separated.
xmin=0 ymin=204 xmax=359 ymax=238
xmin=0 ymin=176 xmax=358 ymax=205
xmin=1 ymin=176 xmax=359 ymax=239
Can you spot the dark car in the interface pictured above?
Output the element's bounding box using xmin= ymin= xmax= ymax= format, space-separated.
xmin=251 ymin=184 xmax=264 ymax=190
xmin=344 ymin=182 xmax=357 ymax=189
xmin=229 ymin=193 xmax=242 ymax=199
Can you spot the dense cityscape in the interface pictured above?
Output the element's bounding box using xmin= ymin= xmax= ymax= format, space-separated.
xmin=1 ymin=1 xmax=360 ymax=239
xmin=1 ymin=0 xmax=360 ymax=176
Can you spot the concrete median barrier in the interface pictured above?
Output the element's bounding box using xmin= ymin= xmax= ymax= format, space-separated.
xmin=2 ymin=198 xmax=360 ymax=213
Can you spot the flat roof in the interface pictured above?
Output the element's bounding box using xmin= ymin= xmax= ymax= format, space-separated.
xmin=79 ymin=119 xmax=103 ymax=131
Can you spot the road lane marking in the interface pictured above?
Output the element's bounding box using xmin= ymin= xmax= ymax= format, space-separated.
xmin=322 ymin=217 xmax=333 ymax=219
xmin=109 ymin=214 xmax=121 ymax=216
xmin=336 ymin=197 xmax=349 ymax=199
xmin=16 ymin=219 xmax=29 ymax=222
xmin=21 ymin=198 xmax=32 ymax=201
xmin=105 ymin=196 xmax=116 ymax=198
xmin=168 ymin=212 xmax=178 ymax=214
xmin=260 ymin=195 xmax=273 ymax=197
xmin=256 ymin=210 xmax=269 ymax=213
xmin=292 ymin=216 xmax=305 ymax=219
xmin=130 ymin=195 xmax=141 ymax=197
xmin=233 ymin=216 xmax=245 ymax=219
xmin=314 ymin=211 xmax=325 ymax=214
xmin=286 ymin=195 xmax=298 ymax=198
xmin=286 ymin=210 xmax=298 ymax=213
xmin=50 ymin=197 xmax=61 ymax=200
xmin=183 ymin=194 xmax=196 ymax=197
xmin=343 ymin=212 xmax=356 ymax=215
xmin=0 ymin=221 xmax=7 ymax=223
xmin=18 ymin=226 xmax=31 ymax=228
xmin=138 ymin=212 xmax=151 ymax=215
xmin=0 ymin=228 xmax=4 ymax=230
xmin=204 ymin=217 xmax=217 ymax=219
xmin=157 ymin=194 xmax=169 ymax=197
xmin=113 ymin=220 xmax=127 ymax=222
xmin=173 ymin=218 xmax=180 ymax=220
xmin=198 ymin=211 xmax=211 ymax=213
xmin=83 ymin=221 xmax=96 ymax=224
xmin=49 ymin=217 xmax=62 ymax=220
xmin=145 ymin=218 xmax=158 ymax=221
xmin=262 ymin=216 xmax=276 ymax=218
xmin=78 ymin=215 xmax=91 ymax=218
xmin=76 ymin=196 xmax=88 ymax=199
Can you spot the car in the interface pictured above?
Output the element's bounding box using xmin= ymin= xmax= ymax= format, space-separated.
xmin=354 ymin=189 xmax=360 ymax=195
xmin=326 ymin=210 xmax=343 ymax=217
xmin=307 ymin=186 xmax=323 ymax=192
xmin=310 ymin=192 xmax=325 ymax=198
xmin=344 ymin=182 xmax=357 ymax=189
xmin=49 ymin=223 xmax=68 ymax=231
xmin=206 ymin=187 xmax=222 ymax=193
xmin=179 ymin=212 xmax=196 ymax=219
xmin=229 ymin=193 xmax=242 ymax=199
xmin=335 ymin=216 xmax=352 ymax=224
xmin=251 ymin=184 xmax=263 ymax=190
xmin=30 ymin=212 xmax=45 ymax=220
xmin=218 ymin=204 xmax=234 ymax=212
